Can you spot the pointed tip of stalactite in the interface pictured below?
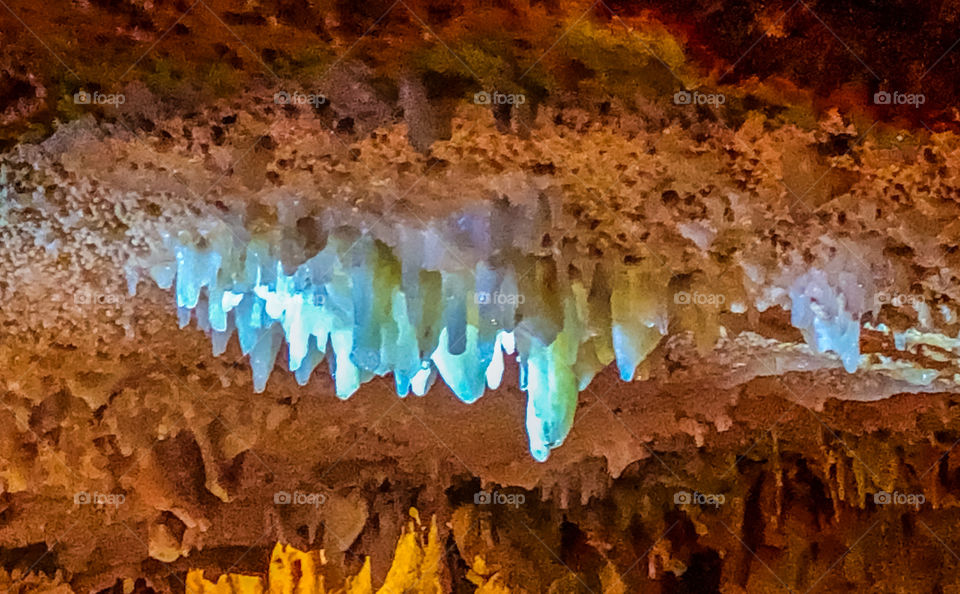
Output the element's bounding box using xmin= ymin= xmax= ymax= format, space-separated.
xmin=143 ymin=218 xmax=919 ymax=460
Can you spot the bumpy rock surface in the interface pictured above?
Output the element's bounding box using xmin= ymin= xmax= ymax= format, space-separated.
xmin=3 ymin=1 xmax=960 ymax=592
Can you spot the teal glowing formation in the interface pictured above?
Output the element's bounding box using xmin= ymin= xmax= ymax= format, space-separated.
xmin=140 ymin=215 xmax=674 ymax=462
xmin=138 ymin=211 xmax=901 ymax=461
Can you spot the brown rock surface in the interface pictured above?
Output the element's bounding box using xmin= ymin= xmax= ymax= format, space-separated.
xmin=3 ymin=1 xmax=960 ymax=592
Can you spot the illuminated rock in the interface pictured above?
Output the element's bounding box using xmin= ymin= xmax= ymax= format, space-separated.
xmin=138 ymin=207 xmax=960 ymax=460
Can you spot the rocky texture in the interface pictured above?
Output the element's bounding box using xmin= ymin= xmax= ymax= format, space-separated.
xmin=2 ymin=0 xmax=960 ymax=149
xmin=3 ymin=1 xmax=960 ymax=592
xmin=1 ymin=98 xmax=960 ymax=590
